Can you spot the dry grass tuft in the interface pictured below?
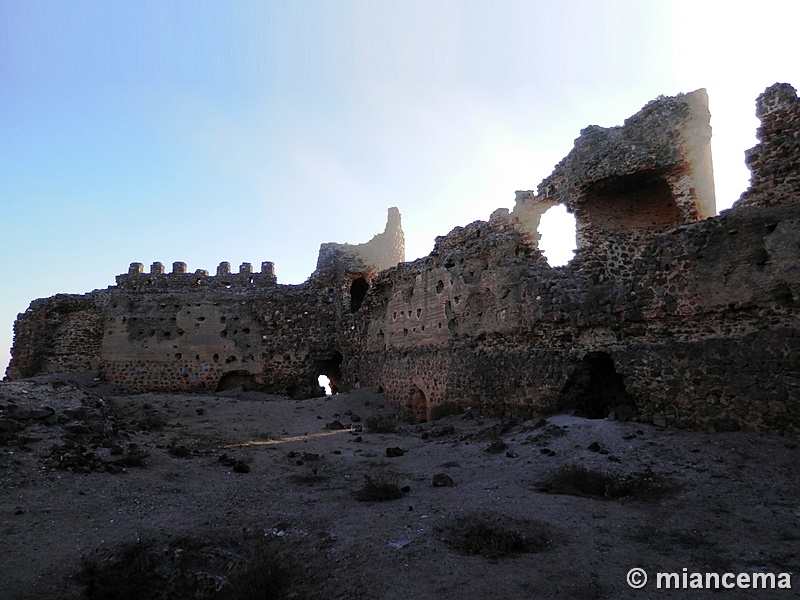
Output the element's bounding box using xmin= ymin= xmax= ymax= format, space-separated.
xmin=537 ymin=464 xmax=672 ymax=500
xmin=355 ymin=471 xmax=404 ymax=501
xmin=440 ymin=514 xmax=552 ymax=558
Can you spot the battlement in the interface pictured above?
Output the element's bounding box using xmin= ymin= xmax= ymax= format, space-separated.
xmin=116 ymin=260 xmax=278 ymax=291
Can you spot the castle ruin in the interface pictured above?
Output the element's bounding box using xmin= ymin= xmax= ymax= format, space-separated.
xmin=7 ymin=84 xmax=800 ymax=433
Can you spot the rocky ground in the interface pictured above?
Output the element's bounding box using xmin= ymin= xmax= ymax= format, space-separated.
xmin=1 ymin=374 xmax=799 ymax=599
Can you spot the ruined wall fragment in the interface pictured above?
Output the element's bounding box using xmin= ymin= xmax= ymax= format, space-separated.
xmin=513 ymin=89 xmax=715 ymax=273
xmin=318 ymin=207 xmax=404 ymax=273
xmin=735 ymin=83 xmax=800 ymax=208
xmin=6 ymin=295 xmax=104 ymax=379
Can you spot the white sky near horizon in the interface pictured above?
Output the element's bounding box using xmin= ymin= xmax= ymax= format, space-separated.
xmin=1 ymin=0 xmax=798 ymax=374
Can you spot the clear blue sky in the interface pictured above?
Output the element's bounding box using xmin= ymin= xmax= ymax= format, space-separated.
xmin=1 ymin=0 xmax=798 ymax=373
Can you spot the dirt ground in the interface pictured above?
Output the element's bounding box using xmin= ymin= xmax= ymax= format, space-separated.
xmin=1 ymin=374 xmax=798 ymax=599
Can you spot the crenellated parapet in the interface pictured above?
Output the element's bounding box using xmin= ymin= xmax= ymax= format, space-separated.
xmin=116 ymin=260 xmax=278 ymax=291
xmin=7 ymin=207 xmax=402 ymax=398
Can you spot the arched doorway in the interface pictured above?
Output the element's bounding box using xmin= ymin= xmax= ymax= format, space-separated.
xmin=316 ymin=351 xmax=343 ymax=395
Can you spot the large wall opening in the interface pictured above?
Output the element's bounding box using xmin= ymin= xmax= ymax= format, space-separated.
xmin=350 ymin=277 xmax=369 ymax=313
xmin=317 ymin=374 xmax=333 ymax=395
xmin=561 ymin=352 xmax=636 ymax=419
xmin=582 ymin=171 xmax=681 ymax=232
xmin=216 ymin=370 xmax=257 ymax=392
xmin=316 ymin=351 xmax=343 ymax=395
xmin=538 ymin=204 xmax=577 ymax=267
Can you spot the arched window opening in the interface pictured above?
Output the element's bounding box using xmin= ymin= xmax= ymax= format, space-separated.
xmin=561 ymin=352 xmax=636 ymax=419
xmin=538 ymin=205 xmax=577 ymax=267
xmin=350 ymin=277 xmax=369 ymax=313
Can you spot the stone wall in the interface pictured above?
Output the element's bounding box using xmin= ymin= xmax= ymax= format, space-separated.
xmin=349 ymin=84 xmax=800 ymax=433
xmin=6 ymin=86 xmax=800 ymax=433
xmin=96 ymin=281 xmax=344 ymax=396
xmin=316 ymin=207 xmax=405 ymax=274
xmin=6 ymin=210 xmax=404 ymax=398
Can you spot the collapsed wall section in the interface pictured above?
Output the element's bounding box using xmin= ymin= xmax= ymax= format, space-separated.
xmin=736 ymin=83 xmax=800 ymax=208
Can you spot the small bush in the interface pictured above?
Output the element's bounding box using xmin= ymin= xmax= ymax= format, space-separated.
xmin=114 ymin=444 xmax=150 ymax=468
xmin=429 ymin=402 xmax=463 ymax=421
xmin=77 ymin=538 xmax=164 ymax=600
xmin=441 ymin=515 xmax=551 ymax=558
xmin=290 ymin=466 xmax=326 ymax=485
xmin=218 ymin=542 xmax=293 ymax=600
xmin=538 ymin=464 xmax=617 ymax=497
xmin=355 ymin=471 xmax=404 ymax=501
xmin=484 ymin=439 xmax=508 ymax=454
xmin=135 ymin=410 xmax=169 ymax=431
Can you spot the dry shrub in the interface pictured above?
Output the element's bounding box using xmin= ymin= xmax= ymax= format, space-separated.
xmin=108 ymin=399 xmax=169 ymax=432
xmin=77 ymin=538 xmax=164 ymax=600
xmin=441 ymin=514 xmax=551 ymax=558
xmin=77 ymin=536 xmax=294 ymax=600
xmin=355 ymin=471 xmax=404 ymax=501
xmin=217 ymin=541 xmax=293 ymax=600
xmin=537 ymin=464 xmax=670 ymax=500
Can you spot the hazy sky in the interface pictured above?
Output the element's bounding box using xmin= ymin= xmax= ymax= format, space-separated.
xmin=1 ymin=0 xmax=798 ymax=373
